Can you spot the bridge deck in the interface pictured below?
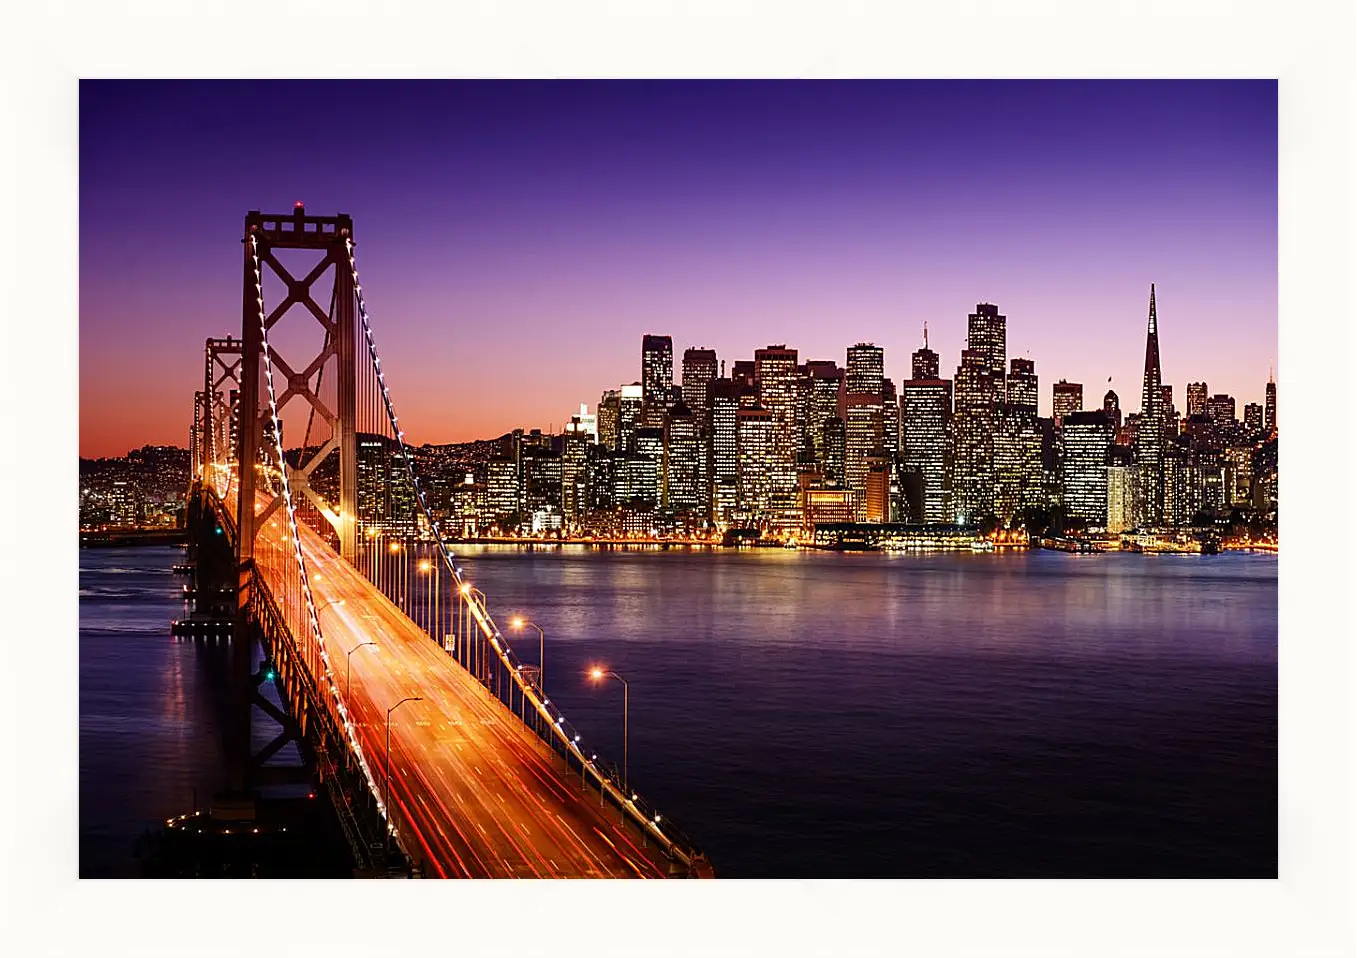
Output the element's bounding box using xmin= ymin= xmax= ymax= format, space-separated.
xmin=229 ymin=487 xmax=671 ymax=877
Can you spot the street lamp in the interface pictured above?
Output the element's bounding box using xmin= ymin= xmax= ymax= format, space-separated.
xmin=345 ymin=640 xmax=377 ymax=699
xmin=588 ymin=667 xmax=629 ymax=793
xmin=509 ymin=616 xmax=545 ymax=694
xmin=384 ymin=695 xmax=422 ymax=857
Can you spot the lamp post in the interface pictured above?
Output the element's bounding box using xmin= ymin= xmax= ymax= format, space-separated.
xmin=346 ymin=640 xmax=377 ymax=700
xmin=384 ymin=695 xmax=422 ymax=857
xmin=460 ymin=584 xmax=486 ymax=681
xmin=588 ymin=667 xmax=629 ymax=793
xmin=509 ymin=617 xmax=545 ymax=695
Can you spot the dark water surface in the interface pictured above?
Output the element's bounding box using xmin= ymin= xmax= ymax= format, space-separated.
xmin=80 ymin=545 xmax=1277 ymax=878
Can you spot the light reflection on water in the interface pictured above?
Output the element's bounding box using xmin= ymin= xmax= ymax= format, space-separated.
xmin=80 ymin=544 xmax=1276 ymax=878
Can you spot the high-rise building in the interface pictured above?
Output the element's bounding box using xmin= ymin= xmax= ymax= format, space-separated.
xmin=804 ymin=361 xmax=843 ymax=465
xmin=1103 ymin=389 xmax=1122 ymax=430
xmin=755 ymin=345 xmax=800 ymax=502
xmin=521 ymin=445 xmax=563 ymax=519
xmin=561 ymin=424 xmax=590 ymax=529
xmin=681 ymin=347 xmax=719 ymax=423
xmin=1106 ymin=445 xmax=1133 ymax=534
xmin=952 ymin=348 xmax=1000 ymax=522
xmin=1265 ymin=371 xmax=1276 ymax=434
xmin=1061 ymin=411 xmax=1113 ymax=526
xmin=821 ymin=416 xmax=846 ymax=487
xmin=1186 ymin=382 xmax=1209 ymax=419
xmin=663 ymin=402 xmax=701 ymax=513
xmin=708 ymin=378 xmax=741 ymax=525
xmin=1133 ymin=284 xmax=1166 ymax=526
xmin=845 ymin=343 xmax=885 ymax=395
xmin=486 ymin=455 xmax=519 ymax=526
xmin=881 ymin=378 xmax=899 ymax=459
xmin=995 ymin=357 xmax=1042 ymax=524
xmin=564 ymin=402 xmax=598 ymax=443
xmin=912 ymin=324 xmax=940 ymax=380
xmin=844 ymin=393 xmax=884 ymax=521
xmin=1052 ymin=380 xmax=1083 ymax=428
xmin=864 ymin=454 xmax=891 ymax=524
xmin=899 ymin=377 xmax=952 ymax=523
xmin=633 ymin=427 xmax=665 ymax=505
xmin=967 ymin=304 xmax=1006 ymax=377
xmin=641 ymin=334 xmax=674 ymax=429
xmin=1243 ymin=402 xmax=1264 ymax=436
xmin=618 ymin=383 xmax=644 ymax=453
xmin=1206 ymin=393 xmax=1236 ymax=424
xmin=731 ymin=360 xmax=757 ymax=389
xmin=737 ymin=404 xmax=774 ymax=520
xmin=1161 ymin=385 xmax=1176 ymax=423
xmin=597 ymin=389 xmax=621 ymax=452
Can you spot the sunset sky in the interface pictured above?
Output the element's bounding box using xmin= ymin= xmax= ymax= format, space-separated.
xmin=78 ymin=80 xmax=1277 ymax=458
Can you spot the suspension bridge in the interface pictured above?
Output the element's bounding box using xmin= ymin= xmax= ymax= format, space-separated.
xmin=182 ymin=205 xmax=711 ymax=878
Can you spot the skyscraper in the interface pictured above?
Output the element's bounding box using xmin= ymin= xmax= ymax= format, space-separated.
xmin=615 ymin=383 xmax=644 ymax=453
xmin=821 ymin=416 xmax=847 ymax=488
xmin=881 ymin=378 xmax=899 ymax=460
xmin=1265 ymin=372 xmax=1277 ymax=434
xmin=1133 ymin=284 xmax=1166 ymax=526
xmin=1062 ymin=410 xmax=1113 ymax=526
xmin=1103 ymin=389 xmax=1122 ymax=430
xmin=681 ymin=347 xmax=719 ymax=423
xmin=1052 ymin=380 xmax=1083 ymax=428
xmin=1186 ymin=382 xmax=1209 ymax=419
xmin=804 ymin=361 xmax=843 ymax=465
xmin=843 ymin=343 xmax=886 ymax=520
xmin=1106 ymin=445 xmax=1134 ymax=534
xmin=708 ymin=378 xmax=741 ymax=526
xmin=912 ymin=324 xmax=940 ymax=380
xmin=952 ymin=305 xmax=1006 ymax=523
xmin=967 ymin=304 xmax=1006 ymax=377
xmin=900 ymin=375 xmax=952 ymax=523
xmin=995 ymin=357 xmax=1041 ymax=524
xmin=597 ymin=389 xmax=621 ymax=452
xmin=663 ymin=401 xmax=701 ymax=513
xmin=641 ymin=334 xmax=674 ymax=430
xmin=737 ymin=403 xmax=774 ymax=521
xmin=755 ymin=345 xmax=800 ymax=503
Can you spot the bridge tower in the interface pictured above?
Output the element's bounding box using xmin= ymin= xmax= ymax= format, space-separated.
xmin=229 ymin=205 xmax=358 ymax=795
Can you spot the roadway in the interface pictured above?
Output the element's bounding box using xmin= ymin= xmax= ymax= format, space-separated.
xmin=218 ymin=478 xmax=671 ymax=877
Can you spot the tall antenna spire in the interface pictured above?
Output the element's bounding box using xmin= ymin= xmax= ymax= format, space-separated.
xmin=1269 ymin=364 xmax=1274 ymax=384
xmin=1148 ymin=283 xmax=1158 ymax=336
xmin=923 ymin=321 xmax=929 ymax=350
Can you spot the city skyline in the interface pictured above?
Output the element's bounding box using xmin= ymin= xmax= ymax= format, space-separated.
xmin=79 ymin=80 xmax=1277 ymax=457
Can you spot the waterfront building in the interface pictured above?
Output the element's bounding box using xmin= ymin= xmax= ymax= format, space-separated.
xmin=1061 ymin=410 xmax=1113 ymax=527
xmin=1133 ymin=284 xmax=1166 ymax=526
xmin=993 ymin=357 xmax=1041 ymax=525
xmin=1106 ymin=445 xmax=1133 ymax=534
xmin=520 ymin=445 xmax=563 ymax=521
xmin=1186 ymin=382 xmax=1208 ymax=419
xmin=864 ymin=455 xmax=891 ymax=524
xmin=899 ymin=376 xmax=952 ymax=523
xmin=1052 ymin=379 xmax=1083 ymax=428
xmin=801 ymin=486 xmax=856 ymax=532
xmin=641 ymin=334 xmax=674 ymax=430
xmin=1163 ymin=441 xmax=1204 ymax=527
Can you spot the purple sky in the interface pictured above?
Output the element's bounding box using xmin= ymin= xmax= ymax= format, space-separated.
xmin=79 ymin=80 xmax=1276 ymax=457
